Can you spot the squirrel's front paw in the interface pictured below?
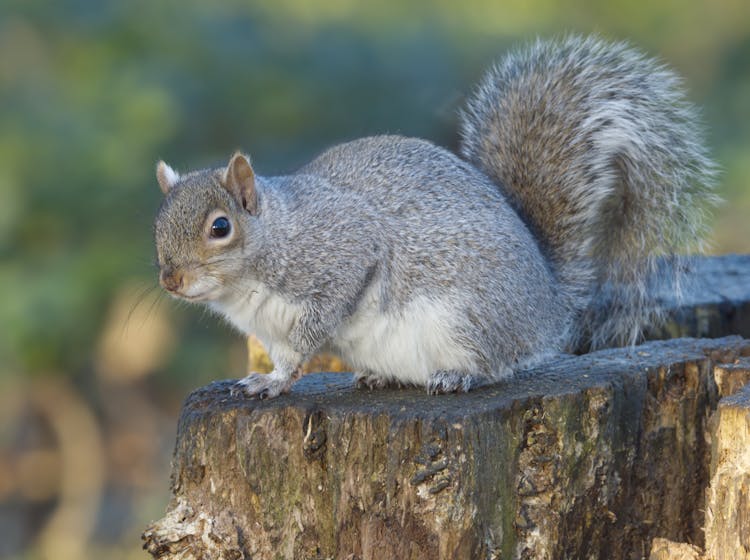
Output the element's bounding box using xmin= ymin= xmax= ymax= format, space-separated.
xmin=231 ymin=372 xmax=292 ymax=400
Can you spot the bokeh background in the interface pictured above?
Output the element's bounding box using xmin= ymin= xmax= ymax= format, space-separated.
xmin=1 ymin=1 xmax=748 ymax=558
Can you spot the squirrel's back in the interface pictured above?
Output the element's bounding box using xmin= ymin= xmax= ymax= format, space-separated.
xmin=301 ymin=134 xmax=573 ymax=358
xmin=460 ymin=35 xmax=717 ymax=350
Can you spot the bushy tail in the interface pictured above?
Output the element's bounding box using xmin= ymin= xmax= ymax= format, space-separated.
xmin=459 ymin=35 xmax=718 ymax=350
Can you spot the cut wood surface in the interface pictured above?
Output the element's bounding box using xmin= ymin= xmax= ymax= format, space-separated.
xmin=143 ymin=255 xmax=750 ymax=560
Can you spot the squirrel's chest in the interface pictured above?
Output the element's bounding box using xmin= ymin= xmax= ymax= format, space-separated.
xmin=210 ymin=282 xmax=301 ymax=341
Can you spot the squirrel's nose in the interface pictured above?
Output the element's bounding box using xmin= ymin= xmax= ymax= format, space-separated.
xmin=159 ymin=268 xmax=184 ymax=293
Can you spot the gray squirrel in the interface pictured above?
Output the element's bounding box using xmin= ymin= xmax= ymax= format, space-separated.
xmin=153 ymin=35 xmax=717 ymax=398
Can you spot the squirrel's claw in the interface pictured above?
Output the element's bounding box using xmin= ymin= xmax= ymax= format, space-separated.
xmin=354 ymin=372 xmax=407 ymax=391
xmin=232 ymin=372 xmax=291 ymax=400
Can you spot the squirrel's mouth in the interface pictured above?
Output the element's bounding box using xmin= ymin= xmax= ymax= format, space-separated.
xmin=161 ymin=282 xmax=218 ymax=303
xmin=168 ymin=287 xmax=222 ymax=302
xmin=159 ymin=268 xmax=221 ymax=302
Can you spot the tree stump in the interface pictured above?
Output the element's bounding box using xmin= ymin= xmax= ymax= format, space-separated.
xmin=143 ymin=255 xmax=750 ymax=560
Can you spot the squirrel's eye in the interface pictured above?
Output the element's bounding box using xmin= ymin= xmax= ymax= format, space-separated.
xmin=210 ymin=217 xmax=231 ymax=238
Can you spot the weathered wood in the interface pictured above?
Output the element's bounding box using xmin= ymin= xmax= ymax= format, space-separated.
xmin=143 ymin=255 xmax=750 ymax=559
xmin=647 ymin=362 xmax=750 ymax=560
xmin=143 ymin=337 xmax=750 ymax=559
xmin=649 ymin=538 xmax=702 ymax=560
xmin=653 ymin=254 xmax=750 ymax=340
xmin=704 ymin=372 xmax=750 ymax=560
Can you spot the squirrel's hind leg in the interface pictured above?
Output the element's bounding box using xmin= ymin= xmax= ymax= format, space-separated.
xmin=426 ymin=370 xmax=488 ymax=395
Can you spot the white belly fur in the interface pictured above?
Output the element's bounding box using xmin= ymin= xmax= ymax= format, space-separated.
xmin=333 ymin=283 xmax=476 ymax=385
xmin=211 ymin=280 xmax=475 ymax=385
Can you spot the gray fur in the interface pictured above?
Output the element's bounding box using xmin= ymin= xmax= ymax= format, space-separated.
xmin=154 ymin=35 xmax=716 ymax=396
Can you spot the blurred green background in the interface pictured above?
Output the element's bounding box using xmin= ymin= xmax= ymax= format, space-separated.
xmin=0 ymin=0 xmax=748 ymax=558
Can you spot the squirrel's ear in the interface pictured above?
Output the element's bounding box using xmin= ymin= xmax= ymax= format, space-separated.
xmin=222 ymin=152 xmax=258 ymax=214
xmin=156 ymin=161 xmax=180 ymax=194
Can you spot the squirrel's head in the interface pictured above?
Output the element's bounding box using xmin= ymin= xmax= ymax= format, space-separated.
xmin=153 ymin=152 xmax=260 ymax=303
